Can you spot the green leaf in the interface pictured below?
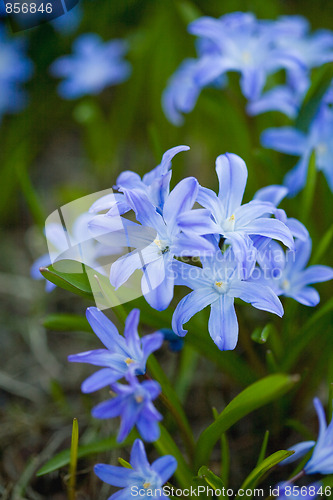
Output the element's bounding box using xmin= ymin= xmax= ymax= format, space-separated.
xmin=235 ymin=450 xmax=294 ymax=499
xmin=37 ymin=435 xmax=130 ymax=476
xmin=282 ymin=297 xmax=333 ymax=370
xmin=296 ymin=63 xmax=333 ymax=132
xmin=310 ymin=223 xmax=333 ymax=265
xmin=68 ymin=418 xmax=79 ymax=500
xmin=256 ymin=431 xmax=269 ymax=466
xmin=221 ymin=434 xmax=230 ymax=489
xmin=175 ymin=0 xmax=202 ymax=24
xmin=43 ymin=314 xmax=92 ymax=332
xmin=40 ymin=260 xmax=94 ymax=300
xmin=194 ymin=374 xmax=298 ymax=469
xmin=198 ymin=466 xmax=225 ymax=490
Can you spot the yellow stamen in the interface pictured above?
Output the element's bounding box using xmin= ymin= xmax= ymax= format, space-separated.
xmin=229 ymin=214 xmax=235 ymax=221
xmin=125 ymin=357 xmax=135 ymax=365
xmin=135 ymin=395 xmax=144 ymax=403
xmin=215 ymin=281 xmax=223 ymax=288
xmin=143 ymin=482 xmax=151 ymax=489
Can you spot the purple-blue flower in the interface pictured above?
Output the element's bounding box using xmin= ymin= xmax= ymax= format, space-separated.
xmin=255 ymin=238 xmax=333 ymax=306
xmin=177 ymin=153 xmax=294 ymax=270
xmin=68 ymin=308 xmax=163 ymax=393
xmin=94 ymin=438 xmax=177 ymax=499
xmin=92 ymin=374 xmax=162 ymax=442
xmin=282 ymin=398 xmax=333 ymax=475
xmin=249 ymin=17 xmax=333 ymax=118
xmin=172 ymin=247 xmax=283 ymax=350
xmin=50 ymin=33 xmax=131 ymax=99
xmin=262 ymin=104 xmax=333 ymax=195
xmin=0 ymin=26 xmax=33 ymax=121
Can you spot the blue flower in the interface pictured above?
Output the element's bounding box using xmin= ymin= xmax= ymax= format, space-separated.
xmin=162 ymin=58 xmax=226 ymax=126
xmin=94 ymin=438 xmax=177 ymax=499
xmin=163 ymin=12 xmax=302 ymax=123
xmin=89 ymin=145 xmax=190 ymax=216
xmin=90 ymin=176 xmax=214 ymax=311
xmin=0 ymin=26 xmax=33 ymax=121
xmin=188 ymin=13 xmax=301 ymax=101
xmin=282 ymin=398 xmax=333 ymax=475
xmin=261 ymin=103 xmax=333 ymax=195
xmin=92 ymin=374 xmax=162 ymax=442
xmin=255 ymin=238 xmax=333 ymax=306
xmin=172 ymin=247 xmax=283 ymax=350
xmin=177 ymin=153 xmax=294 ymax=270
xmin=50 ymin=33 xmax=131 ymax=99
xmin=68 ymin=308 xmax=163 ymax=393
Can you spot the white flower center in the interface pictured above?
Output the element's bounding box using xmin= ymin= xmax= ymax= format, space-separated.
xmin=154 ymin=238 xmax=169 ymax=255
xmin=242 ymin=51 xmax=252 ymax=64
xmin=282 ymin=279 xmax=290 ymax=291
xmin=214 ymin=280 xmax=229 ymax=294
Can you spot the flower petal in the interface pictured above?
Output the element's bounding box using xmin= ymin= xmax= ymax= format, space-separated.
xmin=244 ymin=217 xmax=294 ymax=249
xmin=172 ymin=289 xmax=217 ymax=336
xmin=177 ymin=209 xmax=219 ymax=235
xmin=130 ymin=439 xmax=150 ymax=471
xmin=142 ymin=258 xmax=174 ymax=311
xmin=296 ymin=265 xmax=333 ymax=288
xmin=281 ymin=441 xmax=316 ymax=465
xmin=81 ymin=368 xmax=122 ymax=393
xmin=163 ymin=177 xmax=198 ymax=232
xmin=254 ymin=184 xmax=288 ymax=206
xmin=86 ymin=307 xmax=126 ymax=352
xmin=151 ymin=456 xmax=178 ymax=484
xmin=287 ymin=286 xmax=320 ymax=306
xmin=229 ymin=281 xmax=284 ymax=316
xmin=261 ymin=127 xmax=307 ymax=155
xmin=141 ymin=333 xmax=164 ymax=360
xmin=216 ymin=153 xmax=248 ymax=215
xmin=94 ymin=463 xmax=134 ymax=486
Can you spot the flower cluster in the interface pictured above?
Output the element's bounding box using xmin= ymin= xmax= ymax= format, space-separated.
xmin=0 ymin=25 xmax=33 ymax=122
xmin=86 ymin=147 xmax=332 ymax=351
xmin=68 ymin=307 xmax=163 ymax=442
xmin=50 ymin=33 xmax=131 ymax=99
